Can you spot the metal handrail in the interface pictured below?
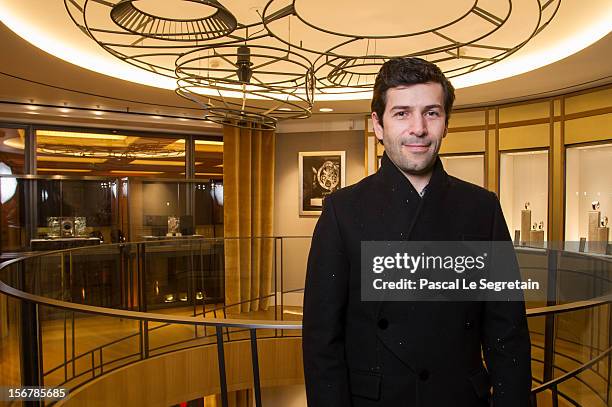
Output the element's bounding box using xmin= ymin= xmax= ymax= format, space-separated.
xmin=0 ymin=279 xmax=301 ymax=330
xmin=527 ymin=297 xmax=612 ymax=317
xmin=531 ymin=345 xmax=612 ymax=404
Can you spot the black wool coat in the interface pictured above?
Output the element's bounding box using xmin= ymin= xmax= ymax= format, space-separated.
xmin=303 ymin=153 xmax=532 ymax=407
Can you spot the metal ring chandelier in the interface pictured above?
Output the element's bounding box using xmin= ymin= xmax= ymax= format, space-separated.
xmin=175 ymin=43 xmax=314 ymax=130
xmin=110 ymin=0 xmax=237 ymax=41
xmin=263 ymin=0 xmax=561 ymax=92
xmin=64 ymin=0 xmax=314 ymax=130
xmin=64 ymin=0 xmax=564 ymax=128
xmin=175 ymin=43 xmax=314 ymax=129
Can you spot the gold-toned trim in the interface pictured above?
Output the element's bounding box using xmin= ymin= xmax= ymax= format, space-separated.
xmin=484 ymin=110 xmax=489 ymax=189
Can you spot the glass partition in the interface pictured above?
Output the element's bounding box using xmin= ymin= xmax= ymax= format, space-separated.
xmin=0 ymin=178 xmax=27 ymax=253
xmin=0 ymin=127 xmax=25 ymax=175
xmin=565 ymin=142 xmax=612 ymax=253
xmin=193 ymin=138 xmax=223 ymax=180
xmin=500 ymin=149 xmax=549 ymax=244
xmin=0 ymin=127 xmax=27 ymax=254
xmin=35 ymin=129 xmax=185 ymax=178
xmin=127 ymin=179 xmax=223 ymax=241
xmin=1 ymin=239 xmax=611 ymax=405
xmin=0 ymin=291 xmax=22 ymax=397
xmin=440 ymin=154 xmax=484 ymax=187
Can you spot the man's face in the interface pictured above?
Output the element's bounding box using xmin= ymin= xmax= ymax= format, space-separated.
xmin=372 ymin=82 xmax=447 ymax=175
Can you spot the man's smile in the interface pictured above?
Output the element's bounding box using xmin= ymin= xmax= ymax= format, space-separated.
xmin=402 ymin=143 xmax=430 ymax=153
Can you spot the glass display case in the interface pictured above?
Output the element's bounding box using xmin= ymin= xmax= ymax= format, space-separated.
xmin=37 ymin=178 xmax=120 ymax=243
xmin=124 ymin=178 xmax=225 ymax=308
xmin=500 ymin=149 xmax=549 ymax=245
xmin=440 ymin=154 xmax=484 ymax=187
xmin=565 ymin=142 xmax=612 ymax=254
xmin=126 ymin=179 xmax=223 ymax=240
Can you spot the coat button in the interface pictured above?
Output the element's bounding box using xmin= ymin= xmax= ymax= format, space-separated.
xmin=465 ymin=321 xmax=473 ymax=329
xmin=377 ymin=318 xmax=389 ymax=330
xmin=419 ymin=369 xmax=430 ymax=381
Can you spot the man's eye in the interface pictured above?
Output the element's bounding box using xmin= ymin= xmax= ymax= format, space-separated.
xmin=395 ymin=111 xmax=406 ymax=118
xmin=426 ymin=111 xmax=440 ymax=117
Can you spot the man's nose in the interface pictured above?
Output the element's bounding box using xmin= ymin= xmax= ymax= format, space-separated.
xmin=408 ymin=115 xmax=427 ymax=136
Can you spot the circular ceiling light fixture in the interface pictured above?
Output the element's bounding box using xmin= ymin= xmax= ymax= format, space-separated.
xmin=110 ymin=0 xmax=237 ymax=41
xmin=1 ymin=0 xmax=608 ymax=105
xmin=175 ymin=43 xmax=315 ymax=129
xmin=64 ymin=0 xmax=313 ymax=129
xmin=262 ymin=0 xmax=562 ymax=93
xmin=316 ymin=56 xmax=389 ymax=92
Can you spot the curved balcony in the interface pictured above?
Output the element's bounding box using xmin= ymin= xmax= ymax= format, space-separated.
xmin=0 ymin=238 xmax=611 ymax=406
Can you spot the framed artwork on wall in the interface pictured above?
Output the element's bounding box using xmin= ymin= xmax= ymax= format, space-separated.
xmin=299 ymin=151 xmax=346 ymax=215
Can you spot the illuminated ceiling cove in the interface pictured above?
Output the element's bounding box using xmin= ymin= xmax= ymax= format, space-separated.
xmin=0 ymin=0 xmax=611 ymax=128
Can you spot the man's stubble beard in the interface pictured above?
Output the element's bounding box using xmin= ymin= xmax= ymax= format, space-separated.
xmin=385 ymin=138 xmax=440 ymax=176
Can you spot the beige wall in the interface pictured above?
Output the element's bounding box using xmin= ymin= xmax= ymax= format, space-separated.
xmin=273 ymin=130 xmax=364 ymax=300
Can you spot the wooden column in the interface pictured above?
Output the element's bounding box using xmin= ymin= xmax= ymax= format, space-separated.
xmin=549 ymin=97 xmax=565 ymax=244
xmin=484 ymin=109 xmax=499 ymax=195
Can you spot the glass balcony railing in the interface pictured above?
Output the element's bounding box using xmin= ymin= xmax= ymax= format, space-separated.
xmin=0 ymin=238 xmax=610 ymax=406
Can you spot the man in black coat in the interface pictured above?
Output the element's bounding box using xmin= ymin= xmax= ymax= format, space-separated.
xmin=303 ymin=58 xmax=532 ymax=406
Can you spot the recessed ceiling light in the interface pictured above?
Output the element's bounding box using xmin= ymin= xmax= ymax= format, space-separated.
xmin=37 ymin=168 xmax=92 ymax=173
xmin=319 ymin=107 xmax=334 ymax=112
xmin=110 ymin=170 xmax=164 ymax=175
xmin=93 ymin=111 xmax=103 ymax=116
xmin=38 ymin=156 xmax=107 ymax=164
xmin=37 ymin=130 xmax=126 ymax=140
xmin=129 ymin=159 xmax=200 ymax=166
xmin=174 ymin=139 xmax=224 ymax=146
xmin=278 ymin=107 xmax=292 ymax=111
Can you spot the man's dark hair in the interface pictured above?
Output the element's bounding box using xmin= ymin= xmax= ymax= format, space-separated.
xmin=371 ymin=57 xmax=455 ymax=127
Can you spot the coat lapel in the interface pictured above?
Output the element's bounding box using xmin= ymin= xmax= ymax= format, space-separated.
xmin=368 ymin=153 xmax=451 ymax=319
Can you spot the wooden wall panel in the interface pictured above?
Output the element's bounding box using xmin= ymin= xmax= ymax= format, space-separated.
xmin=440 ymin=131 xmax=485 ymax=154
xmin=499 ymin=102 xmax=550 ymax=123
xmin=499 ymin=124 xmax=550 ymax=150
xmin=58 ymin=337 xmax=304 ymax=407
xmin=448 ymin=110 xmax=486 ymax=128
xmin=565 ymin=87 xmax=612 ymax=114
xmin=564 ymin=114 xmax=612 ymax=145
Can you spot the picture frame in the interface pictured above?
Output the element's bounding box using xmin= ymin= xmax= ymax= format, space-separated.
xmin=299 ymin=151 xmax=346 ymax=216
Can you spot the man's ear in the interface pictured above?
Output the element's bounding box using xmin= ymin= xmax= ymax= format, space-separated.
xmin=371 ymin=112 xmax=384 ymax=143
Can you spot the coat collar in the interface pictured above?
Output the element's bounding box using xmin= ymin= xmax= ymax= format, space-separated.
xmin=371 ymin=152 xmax=451 ymax=319
xmin=377 ymin=151 xmax=450 ymax=200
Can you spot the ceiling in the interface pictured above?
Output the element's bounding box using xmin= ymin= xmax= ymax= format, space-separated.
xmin=0 ymin=0 xmax=611 ymax=126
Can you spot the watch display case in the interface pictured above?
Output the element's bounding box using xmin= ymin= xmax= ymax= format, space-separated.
xmin=440 ymin=154 xmax=484 ymax=187
xmin=126 ymin=178 xmax=225 ymax=308
xmin=500 ymin=149 xmax=549 ymax=244
xmin=565 ymin=142 xmax=612 ymax=253
xmin=127 ymin=179 xmax=222 ymax=239
xmin=37 ymin=178 xmax=119 ymax=244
